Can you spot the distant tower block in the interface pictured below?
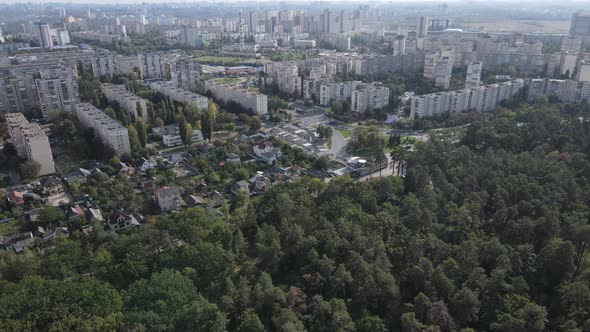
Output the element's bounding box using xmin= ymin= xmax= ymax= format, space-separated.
xmin=393 ymin=35 xmax=406 ymax=56
xmin=417 ymin=15 xmax=429 ymax=38
xmin=36 ymin=22 xmax=52 ymax=48
xmin=465 ymin=61 xmax=483 ymax=89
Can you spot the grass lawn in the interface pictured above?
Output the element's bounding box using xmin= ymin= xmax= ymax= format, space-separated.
xmin=0 ymin=219 xmax=19 ymax=236
xmin=196 ymin=56 xmax=261 ymax=66
xmin=338 ymin=129 xmax=353 ymax=138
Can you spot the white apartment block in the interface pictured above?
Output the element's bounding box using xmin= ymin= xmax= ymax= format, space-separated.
xmin=149 ymin=81 xmax=208 ymax=110
xmin=577 ymin=61 xmax=590 ymax=82
xmin=319 ymin=81 xmax=357 ymax=105
xmin=204 ymin=79 xmax=268 ymax=114
xmin=92 ymin=54 xmax=119 ymax=78
xmin=75 ymin=103 xmax=131 ymax=155
xmin=100 ymin=83 xmax=148 ymax=122
xmin=303 ymin=78 xmax=333 ymax=100
xmin=116 ymin=55 xmax=140 ymax=75
xmin=351 ymin=84 xmax=390 ymax=113
xmin=32 ymin=66 xmax=79 ymax=119
xmin=5 ymin=113 xmax=56 ymax=176
xmin=558 ymin=51 xmax=578 ymax=77
xmin=528 ymin=78 xmax=590 ymax=104
xmin=410 ymin=79 xmax=524 ymax=119
xmin=170 ymin=57 xmax=201 ymax=91
xmin=264 ymin=61 xmax=302 ymax=96
xmin=138 ymin=52 xmax=167 ymax=79
xmin=465 ymin=61 xmax=482 ymax=89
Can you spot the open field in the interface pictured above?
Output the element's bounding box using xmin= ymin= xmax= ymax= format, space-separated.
xmin=459 ymin=19 xmax=570 ymax=34
xmin=195 ymin=56 xmax=262 ymax=66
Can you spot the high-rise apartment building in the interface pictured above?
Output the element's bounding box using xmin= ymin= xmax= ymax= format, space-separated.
xmin=75 ymin=103 xmax=131 ymax=155
xmin=138 ymin=52 xmax=166 ymax=79
xmin=465 ymin=61 xmax=482 ymax=89
xmin=417 ymin=16 xmax=429 ymax=38
xmin=410 ymin=79 xmax=524 ymax=119
xmin=35 ymin=67 xmax=80 ymax=119
xmin=149 ymin=81 xmax=208 ymax=110
xmin=6 ymin=113 xmax=56 ymax=175
xmin=36 ymin=22 xmax=52 ymax=48
xmin=570 ymin=10 xmax=590 ymax=37
xmin=204 ymin=78 xmax=268 ymax=114
xmin=170 ymin=57 xmax=201 ymax=91
xmin=393 ymin=35 xmax=406 ymax=56
xmin=351 ymin=84 xmax=390 ymax=113
xmin=528 ymin=78 xmax=590 ymax=104
xmin=100 ymin=83 xmax=149 ymax=122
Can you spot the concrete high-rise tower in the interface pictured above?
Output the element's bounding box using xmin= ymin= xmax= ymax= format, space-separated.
xmin=417 ymin=16 xmax=429 ymax=38
xmin=393 ymin=35 xmax=406 ymax=56
xmin=465 ymin=61 xmax=483 ymax=89
xmin=36 ymin=22 xmax=52 ymax=48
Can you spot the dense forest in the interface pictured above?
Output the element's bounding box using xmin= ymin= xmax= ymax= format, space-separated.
xmin=3 ymin=102 xmax=590 ymax=331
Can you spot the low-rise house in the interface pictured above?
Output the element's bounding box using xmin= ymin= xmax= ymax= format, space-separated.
xmin=115 ymin=162 xmax=135 ymax=176
xmin=231 ymin=180 xmax=250 ymax=195
xmin=40 ymin=176 xmax=64 ymax=196
xmin=0 ymin=232 xmax=35 ymax=252
xmin=42 ymin=227 xmax=69 ymax=242
xmin=66 ymin=204 xmax=84 ymax=219
xmin=63 ymin=168 xmax=92 ymax=186
xmin=183 ymin=194 xmax=206 ymax=207
xmin=107 ymin=210 xmax=143 ymax=231
xmin=268 ymin=165 xmax=287 ymax=181
xmin=155 ymin=187 xmax=182 ymax=212
xmin=85 ymin=207 xmax=104 ymax=223
xmin=253 ymin=141 xmax=282 ymax=164
xmin=226 ymin=153 xmax=241 ymax=164
xmin=137 ymin=157 xmax=158 ymax=172
xmin=7 ymin=190 xmax=25 ymax=205
xmin=207 ymin=191 xmax=225 ymax=207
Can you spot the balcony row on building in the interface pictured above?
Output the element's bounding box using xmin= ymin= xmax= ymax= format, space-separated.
xmin=5 ymin=113 xmax=55 ymax=176
xmin=100 ymin=83 xmax=148 ymax=123
xmin=528 ymin=78 xmax=590 ymax=104
xmin=204 ymin=78 xmax=268 ymax=114
xmin=148 ymin=81 xmax=208 ymax=110
xmin=410 ymin=79 xmax=525 ymax=119
xmin=75 ymin=103 xmax=131 ymax=156
xmin=318 ymin=81 xmax=390 ymax=113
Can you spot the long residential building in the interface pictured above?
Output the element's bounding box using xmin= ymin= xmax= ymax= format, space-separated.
xmin=204 ymin=78 xmax=268 ymax=114
xmin=351 ymin=84 xmax=390 ymax=113
xmin=100 ymin=83 xmax=148 ymax=122
xmin=5 ymin=113 xmax=55 ymax=176
xmin=149 ymin=81 xmax=208 ymax=110
xmin=319 ymin=81 xmax=390 ymax=112
xmin=410 ymin=79 xmax=525 ymax=119
xmin=528 ymin=78 xmax=590 ymax=104
xmin=75 ymin=103 xmax=131 ymax=155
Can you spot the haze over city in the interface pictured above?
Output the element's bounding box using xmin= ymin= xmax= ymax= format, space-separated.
xmin=2 ymin=1 xmax=590 ymax=331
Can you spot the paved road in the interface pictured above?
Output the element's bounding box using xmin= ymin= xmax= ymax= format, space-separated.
xmin=357 ymin=155 xmax=395 ymax=181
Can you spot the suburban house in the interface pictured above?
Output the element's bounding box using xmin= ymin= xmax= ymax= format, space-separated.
xmin=183 ymin=194 xmax=206 ymax=207
xmin=231 ymin=180 xmax=250 ymax=195
xmin=85 ymin=207 xmax=104 ymax=223
xmin=40 ymin=176 xmax=64 ymax=196
xmin=253 ymin=141 xmax=282 ymax=164
xmin=107 ymin=210 xmax=143 ymax=231
xmin=137 ymin=157 xmax=158 ymax=172
xmin=7 ymin=190 xmax=25 ymax=205
xmin=226 ymin=153 xmax=241 ymax=164
xmin=41 ymin=227 xmax=70 ymax=242
xmin=154 ymin=187 xmax=182 ymax=212
xmin=0 ymin=232 xmax=35 ymax=252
